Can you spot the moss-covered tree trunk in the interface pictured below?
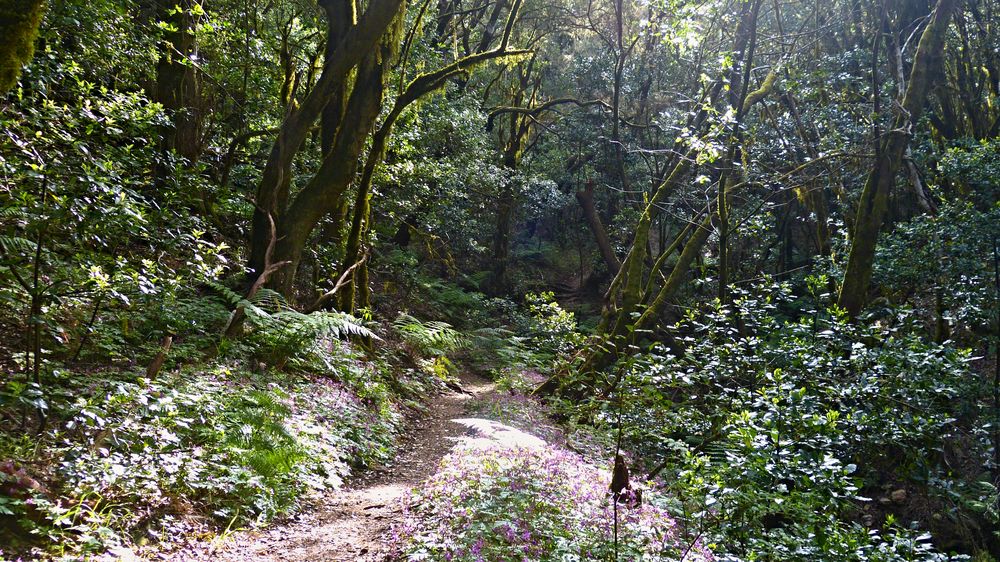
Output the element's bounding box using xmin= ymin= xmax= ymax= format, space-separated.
xmin=267 ymin=49 xmax=390 ymax=295
xmin=487 ymin=59 xmax=536 ymax=296
xmin=559 ymin=0 xmax=778 ymax=384
xmin=837 ymin=0 xmax=957 ymax=318
xmin=576 ymin=181 xmax=620 ymax=274
xmin=0 ymin=0 xmax=46 ymax=93
xmin=250 ymin=0 xmax=525 ymax=299
xmin=320 ymin=22 xmax=529 ymax=311
xmin=247 ymin=0 xmax=406 ymax=283
xmin=316 ymin=0 xmax=356 ymax=252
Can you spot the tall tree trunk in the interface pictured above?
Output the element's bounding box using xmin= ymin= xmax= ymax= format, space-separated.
xmin=489 ymin=143 xmax=520 ymax=295
xmin=487 ymin=62 xmax=534 ymax=296
xmin=316 ymin=0 xmax=362 ymax=267
xmin=329 ymin=48 xmax=531 ymax=309
xmin=268 ymin=50 xmax=389 ymax=294
xmin=838 ymin=0 xmax=957 ymax=317
xmin=0 ymin=0 xmax=46 ymax=93
xmin=338 ymin=187 xmax=370 ymax=312
xmin=781 ymin=91 xmax=834 ymax=255
xmin=717 ymin=0 xmax=762 ymax=306
xmin=248 ymin=0 xmax=405 ymax=280
xmin=320 ymin=0 xmax=355 ymax=155
xmin=249 ymin=0 xmax=524 ymax=296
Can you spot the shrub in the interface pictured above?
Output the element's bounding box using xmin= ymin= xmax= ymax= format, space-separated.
xmin=586 ymin=281 xmax=988 ymax=560
xmin=525 ymin=291 xmax=584 ymax=359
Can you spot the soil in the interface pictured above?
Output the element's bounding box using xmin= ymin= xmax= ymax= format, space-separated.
xmin=160 ymin=372 xmax=496 ymax=562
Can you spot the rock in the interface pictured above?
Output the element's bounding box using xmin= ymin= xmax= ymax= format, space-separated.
xmin=890 ymin=489 xmax=907 ymax=503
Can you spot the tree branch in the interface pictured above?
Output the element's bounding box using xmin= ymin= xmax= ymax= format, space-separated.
xmin=309 ymin=250 xmax=370 ymax=312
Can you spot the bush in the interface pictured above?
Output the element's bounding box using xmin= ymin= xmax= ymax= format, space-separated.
xmin=585 ymin=281 xmax=990 ymax=560
xmin=525 ymin=291 xmax=585 ymax=360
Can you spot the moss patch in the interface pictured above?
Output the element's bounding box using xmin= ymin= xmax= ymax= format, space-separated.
xmin=0 ymin=0 xmax=46 ymax=93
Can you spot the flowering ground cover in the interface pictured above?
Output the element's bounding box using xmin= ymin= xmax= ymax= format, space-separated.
xmin=395 ymin=387 xmax=714 ymax=561
xmin=0 ymin=358 xmax=405 ymax=559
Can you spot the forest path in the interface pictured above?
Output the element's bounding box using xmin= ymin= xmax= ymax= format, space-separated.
xmin=182 ymin=372 xmax=495 ymax=562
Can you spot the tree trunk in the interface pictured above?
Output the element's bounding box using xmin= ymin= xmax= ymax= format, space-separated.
xmin=338 ymin=188 xmax=370 ymax=312
xmin=268 ymin=50 xmax=388 ymax=295
xmin=576 ymin=181 xmax=620 ymax=273
xmin=781 ymin=91 xmax=834 ymax=255
xmin=155 ymin=0 xmax=202 ymax=165
xmin=487 ymin=84 xmax=531 ymax=296
xmin=248 ymin=0 xmax=405 ymax=280
xmin=0 ymin=0 xmax=46 ymax=93
xmin=320 ymin=0 xmax=355 ymax=155
xmin=561 ymin=0 xmax=778 ymax=386
xmin=248 ymin=0 xmax=524 ymax=296
xmin=489 ymin=184 xmax=515 ymax=295
xmin=838 ymin=0 xmax=957 ymax=317
xmin=316 ymin=14 xmax=529 ymax=308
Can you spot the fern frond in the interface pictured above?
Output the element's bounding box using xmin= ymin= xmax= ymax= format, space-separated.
xmin=0 ymin=207 xmax=30 ymax=219
xmin=393 ymin=313 xmax=466 ymax=357
xmin=273 ymin=310 xmax=379 ymax=342
xmin=250 ymin=289 xmax=291 ymax=313
xmin=205 ymin=280 xmax=245 ymax=308
xmin=0 ymin=235 xmax=36 ymax=255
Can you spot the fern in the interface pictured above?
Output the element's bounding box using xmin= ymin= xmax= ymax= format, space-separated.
xmin=206 ymin=280 xmax=245 ymax=308
xmin=393 ymin=313 xmax=466 ymax=357
xmin=469 ymin=326 xmax=528 ymax=361
xmin=221 ymin=389 xmax=304 ymax=480
xmin=416 ymin=278 xmax=484 ymax=320
xmin=249 ymin=309 xmax=377 ymax=368
xmin=206 ymin=281 xmax=282 ymax=322
xmin=271 ymin=309 xmax=379 ymax=342
xmin=208 ymin=280 xmax=378 ymax=368
xmin=250 ymin=288 xmax=289 ymax=314
xmin=468 ymin=325 xmax=513 ymax=344
xmin=0 ymin=235 xmax=35 ymax=255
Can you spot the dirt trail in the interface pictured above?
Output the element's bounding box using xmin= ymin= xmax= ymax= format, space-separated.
xmin=180 ymin=373 xmax=495 ymax=562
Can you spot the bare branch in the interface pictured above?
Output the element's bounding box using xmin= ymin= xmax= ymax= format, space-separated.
xmin=309 ymin=250 xmax=370 ymax=312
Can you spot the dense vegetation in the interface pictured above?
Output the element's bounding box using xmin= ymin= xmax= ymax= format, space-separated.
xmin=1 ymin=0 xmax=999 ymax=559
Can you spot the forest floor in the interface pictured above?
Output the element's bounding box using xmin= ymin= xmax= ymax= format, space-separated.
xmin=161 ymin=372 xmax=496 ymax=562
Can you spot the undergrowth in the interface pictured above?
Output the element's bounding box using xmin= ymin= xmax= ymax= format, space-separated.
xmin=397 ymin=440 xmax=714 ymax=562
xmin=0 ymin=287 xmax=454 ymax=560
xmin=0 ymin=355 xmax=404 ymax=559
xmin=541 ymin=279 xmax=997 ymax=561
